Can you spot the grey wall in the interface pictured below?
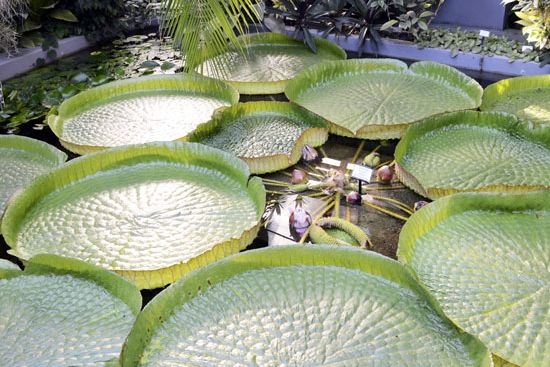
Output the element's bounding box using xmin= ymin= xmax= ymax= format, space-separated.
xmin=433 ymin=0 xmax=508 ymax=30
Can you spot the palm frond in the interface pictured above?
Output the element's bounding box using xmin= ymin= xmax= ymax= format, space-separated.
xmin=161 ymin=0 xmax=260 ymax=76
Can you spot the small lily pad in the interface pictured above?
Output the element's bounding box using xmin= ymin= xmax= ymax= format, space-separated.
xmin=187 ymin=101 xmax=329 ymax=173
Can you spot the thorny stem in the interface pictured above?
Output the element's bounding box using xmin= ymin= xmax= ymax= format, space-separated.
xmin=262 ymin=178 xmax=290 ymax=185
xmin=304 ymin=163 xmax=324 ymax=175
xmin=364 ymin=184 xmax=406 ymax=191
xmin=363 ymin=202 xmax=409 ymax=221
xmin=351 ymin=140 xmax=366 ymax=164
xmin=368 ymin=194 xmax=413 ymax=214
xmin=333 ymin=192 xmax=341 ymax=218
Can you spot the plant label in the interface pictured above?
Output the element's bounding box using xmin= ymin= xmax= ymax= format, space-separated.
xmin=322 ymin=157 xmax=342 ymax=167
xmin=479 ymin=30 xmax=491 ymax=38
xmin=349 ymin=164 xmax=374 ymax=183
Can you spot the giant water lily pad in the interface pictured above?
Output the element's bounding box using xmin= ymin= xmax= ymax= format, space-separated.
xmin=1 ymin=142 xmax=265 ymax=289
xmin=47 ymin=75 xmax=239 ymax=155
xmin=0 ymin=136 xmax=66 ymax=223
xmin=395 ymin=111 xmax=550 ymax=199
xmin=285 ymin=59 xmax=483 ymax=139
xmin=187 ymin=101 xmax=328 ymax=173
xmin=195 ymin=33 xmax=347 ymax=94
xmin=481 ymin=74 xmax=550 ymax=129
xmin=121 ymin=245 xmax=491 ymax=366
xmin=0 ymin=254 xmax=141 ymax=366
xmin=398 ymin=191 xmax=550 ymax=367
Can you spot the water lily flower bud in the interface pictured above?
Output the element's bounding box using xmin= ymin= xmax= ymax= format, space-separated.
xmin=301 ymin=145 xmax=318 ymax=162
xmin=346 ymin=191 xmax=362 ymax=205
xmin=376 ymin=165 xmax=393 ymax=182
xmin=291 ymin=169 xmax=308 ymax=184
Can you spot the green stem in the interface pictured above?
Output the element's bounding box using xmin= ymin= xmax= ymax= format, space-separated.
xmin=363 ymin=202 xmax=409 ymax=221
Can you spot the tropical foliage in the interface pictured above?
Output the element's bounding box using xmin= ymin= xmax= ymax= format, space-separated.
xmin=399 ymin=191 xmax=549 ymax=367
xmin=195 ymin=32 xmax=347 ymax=94
xmin=504 ymin=0 xmax=550 ymax=64
xmin=395 ymin=111 xmax=550 ymax=198
xmin=160 ymin=0 xmax=261 ymax=72
xmin=0 ymin=2 xmax=549 ymax=364
xmin=121 ymin=245 xmax=491 ymax=366
xmin=0 ymin=135 xmax=66 ymax=223
xmin=0 ymin=254 xmax=141 ymax=366
xmin=1 ymin=33 xmax=181 ymax=132
xmin=481 ymin=74 xmax=550 ymax=128
xmin=187 ymin=101 xmax=329 ymax=173
xmin=285 ymin=58 xmax=482 ymax=139
xmin=267 ymin=0 xmax=443 ymax=52
xmin=47 ymin=74 xmax=239 ymax=154
xmin=1 ymin=142 xmax=265 ymax=289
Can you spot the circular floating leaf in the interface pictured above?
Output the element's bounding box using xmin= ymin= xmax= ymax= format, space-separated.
xmin=0 ymin=254 xmax=141 ymax=366
xmin=481 ymin=75 xmax=550 ymax=129
xmin=285 ymin=59 xmax=482 ymax=139
xmin=0 ymin=136 xmax=67 ymax=224
xmin=196 ymin=33 xmax=347 ymax=95
xmin=395 ymin=111 xmax=550 ymax=199
xmin=398 ymin=191 xmax=550 ymax=367
xmin=121 ymin=245 xmax=491 ymax=366
xmin=2 ymin=142 xmax=266 ymax=289
xmin=187 ymin=101 xmax=328 ymax=173
xmin=47 ymin=75 xmax=239 ymax=155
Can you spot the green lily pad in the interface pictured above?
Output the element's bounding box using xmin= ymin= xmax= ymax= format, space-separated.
xmin=0 ymin=254 xmax=141 ymax=366
xmin=481 ymin=74 xmax=550 ymax=129
xmin=398 ymin=191 xmax=550 ymax=367
xmin=196 ymin=33 xmax=347 ymax=95
xmin=1 ymin=142 xmax=265 ymax=289
xmin=187 ymin=101 xmax=328 ymax=173
xmin=285 ymin=59 xmax=483 ymax=139
xmin=0 ymin=136 xmax=67 ymax=224
xmin=121 ymin=245 xmax=491 ymax=366
xmin=47 ymin=75 xmax=239 ymax=155
xmin=395 ymin=111 xmax=550 ymax=199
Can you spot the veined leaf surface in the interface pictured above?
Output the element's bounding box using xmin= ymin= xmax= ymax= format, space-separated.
xmin=0 ymin=254 xmax=141 ymax=366
xmin=395 ymin=111 xmax=550 ymax=199
xmin=481 ymin=74 xmax=550 ymax=129
xmin=0 ymin=135 xmax=67 ymax=223
xmin=47 ymin=75 xmax=239 ymax=154
xmin=196 ymin=33 xmax=347 ymax=95
xmin=398 ymin=191 xmax=550 ymax=367
xmin=285 ymin=59 xmax=482 ymax=139
xmin=187 ymin=101 xmax=328 ymax=173
xmin=1 ymin=142 xmax=266 ymax=289
xmin=121 ymin=245 xmax=491 ymax=366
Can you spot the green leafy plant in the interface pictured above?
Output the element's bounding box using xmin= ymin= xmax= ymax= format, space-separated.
xmin=17 ymin=0 xmax=79 ymax=49
xmin=504 ymin=0 xmax=550 ymax=64
xmin=266 ymin=0 xmax=443 ymax=53
xmin=416 ymin=27 xmax=541 ymax=62
xmin=160 ymin=0 xmax=261 ymax=73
